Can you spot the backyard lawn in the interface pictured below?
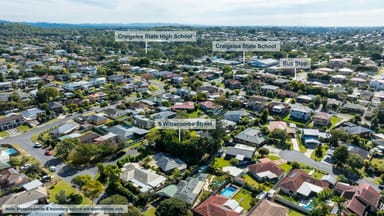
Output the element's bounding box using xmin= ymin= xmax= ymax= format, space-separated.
xmin=330 ymin=116 xmax=342 ymax=128
xmin=243 ymin=174 xmax=271 ymax=191
xmin=289 ymin=210 xmax=305 ymax=216
xmin=233 ymin=189 xmax=254 ymax=211
xmin=143 ymin=206 xmax=156 ymax=216
xmin=213 ymin=157 xmax=231 ymax=169
xmin=48 ymin=180 xmax=92 ymax=204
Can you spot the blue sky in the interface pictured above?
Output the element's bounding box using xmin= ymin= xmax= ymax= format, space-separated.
xmin=0 ymin=0 xmax=383 ymax=26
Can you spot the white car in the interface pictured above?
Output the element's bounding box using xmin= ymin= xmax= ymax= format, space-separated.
xmin=49 ymin=166 xmax=57 ymax=172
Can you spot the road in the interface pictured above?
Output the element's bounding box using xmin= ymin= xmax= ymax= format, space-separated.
xmin=0 ymin=104 xmax=118 ymax=183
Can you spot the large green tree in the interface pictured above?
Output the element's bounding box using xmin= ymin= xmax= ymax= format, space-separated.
xmin=156 ymin=198 xmax=191 ymax=216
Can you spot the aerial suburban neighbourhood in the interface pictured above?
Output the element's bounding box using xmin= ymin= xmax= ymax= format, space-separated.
xmin=0 ymin=1 xmax=384 ymax=216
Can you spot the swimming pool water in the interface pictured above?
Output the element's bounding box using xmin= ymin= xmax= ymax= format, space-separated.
xmin=4 ymin=148 xmax=17 ymax=155
xmin=220 ymin=185 xmax=237 ymax=197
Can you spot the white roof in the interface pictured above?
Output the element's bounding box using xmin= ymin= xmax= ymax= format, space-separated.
xmin=222 ymin=166 xmax=244 ymax=177
xmin=297 ymin=182 xmax=324 ymax=197
xmin=256 ymin=170 xmax=278 ymax=179
xmin=22 ymin=180 xmax=43 ymax=191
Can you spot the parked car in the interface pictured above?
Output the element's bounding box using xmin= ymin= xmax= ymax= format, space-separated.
xmin=45 ymin=150 xmax=52 ymax=156
xmin=34 ymin=142 xmax=42 ymax=148
xmin=48 ymin=166 xmax=56 ymax=172
xmin=40 ymin=175 xmax=52 ymax=182
xmin=21 ymin=164 xmax=32 ymax=170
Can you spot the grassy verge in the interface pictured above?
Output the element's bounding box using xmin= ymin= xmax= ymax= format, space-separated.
xmin=0 ymin=131 xmax=9 ymax=137
xmin=17 ymin=125 xmax=31 ymax=133
xmin=267 ymin=155 xmax=280 ymax=160
xmin=48 ymin=180 xmax=92 ymax=205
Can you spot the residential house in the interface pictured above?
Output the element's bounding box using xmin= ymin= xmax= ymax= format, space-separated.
xmin=268 ymin=102 xmax=290 ymax=115
xmin=151 ymin=111 xmax=176 ymax=120
xmin=370 ymin=79 xmax=384 ymax=91
xmin=268 ymin=121 xmax=296 ymax=136
xmin=248 ymin=199 xmax=288 ymax=216
xmin=0 ymin=115 xmax=25 ymax=131
xmin=153 ymin=153 xmax=187 ymax=173
xmin=341 ymin=103 xmax=365 ymax=114
xmin=260 ymin=85 xmax=280 ymax=97
xmin=224 ymin=144 xmax=256 ymax=161
xmin=339 ymin=123 xmax=372 ymax=137
xmin=78 ymin=132 xmax=100 ymax=143
xmin=107 ymin=125 xmax=148 ymax=141
xmin=301 ymin=129 xmax=327 ymax=147
xmin=0 ymin=187 xmax=47 ymax=209
xmin=223 ymin=110 xmax=250 ymax=122
xmin=0 ymin=168 xmax=30 ymax=191
xmin=89 ymin=92 xmax=107 ymax=102
xmin=199 ymin=101 xmax=222 ymax=115
xmin=134 ymin=115 xmax=155 ymax=129
xmin=156 ymin=173 xmax=207 ymax=205
xmin=49 ymin=122 xmax=80 ymax=138
xmin=290 ymin=105 xmax=313 ymax=121
xmin=86 ymin=114 xmax=107 ymax=125
xmin=47 ymin=101 xmax=63 ymax=114
xmin=119 ymin=163 xmax=166 ymax=192
xmin=171 ymin=102 xmax=195 ymax=111
xmin=248 ymin=161 xmax=284 ymax=182
xmin=93 ymin=132 xmax=119 ymax=143
xmin=249 ymin=58 xmax=279 ymax=68
xmin=21 ymin=108 xmax=45 ymax=121
xmin=334 ymin=182 xmax=381 ymax=216
xmin=278 ymin=169 xmax=328 ymax=198
xmin=233 ymin=128 xmax=265 ymax=147
xmin=313 ymin=112 xmax=331 ymax=127
xmin=225 ymin=79 xmax=242 ymax=89
xmin=193 ymin=194 xmax=243 ymax=216
xmin=103 ymin=108 xmax=127 ymax=120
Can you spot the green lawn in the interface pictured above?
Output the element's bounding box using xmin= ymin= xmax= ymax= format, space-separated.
xmin=243 ymin=174 xmax=271 ymax=191
xmin=187 ymin=110 xmax=201 ymax=118
xmin=17 ymin=125 xmax=31 ymax=133
xmin=303 ymin=168 xmax=324 ymax=179
xmin=213 ymin=157 xmax=231 ymax=169
xmin=289 ymin=210 xmax=305 ymax=216
xmin=297 ymin=138 xmax=307 ymax=153
xmin=0 ymin=131 xmax=9 ymax=137
xmin=283 ymin=115 xmax=308 ymax=127
xmin=232 ymin=189 xmax=254 ymax=211
xmin=143 ymin=206 xmax=156 ymax=216
xmin=330 ymin=116 xmax=342 ymax=129
xmin=267 ymin=155 xmax=280 ymax=160
xmin=48 ymin=180 xmax=92 ymax=204
xmin=279 ymin=163 xmax=292 ymax=173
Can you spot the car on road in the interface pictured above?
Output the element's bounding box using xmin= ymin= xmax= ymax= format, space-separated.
xmin=45 ymin=150 xmax=52 ymax=156
xmin=21 ymin=163 xmax=32 ymax=170
xmin=48 ymin=166 xmax=56 ymax=172
xmin=379 ymin=185 xmax=384 ymax=190
xmin=34 ymin=142 xmax=42 ymax=148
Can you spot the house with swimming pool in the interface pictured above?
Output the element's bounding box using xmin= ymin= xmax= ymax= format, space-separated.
xmin=278 ymin=169 xmax=328 ymax=198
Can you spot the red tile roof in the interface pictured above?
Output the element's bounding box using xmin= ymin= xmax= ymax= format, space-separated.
xmin=200 ymin=101 xmax=221 ymax=110
xmin=278 ymin=169 xmax=328 ymax=193
xmin=249 ymin=199 xmax=288 ymax=216
xmin=193 ymin=194 xmax=240 ymax=216
xmin=356 ymin=183 xmax=381 ymax=209
xmin=346 ymin=197 xmax=366 ymax=216
xmin=171 ymin=101 xmax=195 ymax=110
xmin=248 ymin=161 xmax=284 ymax=178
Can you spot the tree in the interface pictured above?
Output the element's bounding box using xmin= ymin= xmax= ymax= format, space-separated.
xmin=156 ymin=198 xmax=191 ymax=216
xmin=270 ymin=129 xmax=289 ymax=149
xmin=258 ymin=147 xmax=269 ymax=157
xmin=71 ymin=174 xmax=92 ymax=188
xmin=346 ymin=153 xmax=363 ymax=169
xmin=36 ymin=87 xmax=60 ymax=103
xmin=333 ymin=145 xmax=349 ymax=165
xmin=55 ymin=190 xmax=68 ymax=204
xmin=55 ymin=138 xmax=78 ymax=160
xmin=81 ymin=180 xmax=104 ymax=199
xmin=314 ymin=144 xmax=323 ymax=159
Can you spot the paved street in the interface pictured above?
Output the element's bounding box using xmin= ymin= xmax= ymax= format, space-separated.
xmin=279 ymin=150 xmax=333 ymax=173
xmin=0 ymin=104 xmax=117 ymax=183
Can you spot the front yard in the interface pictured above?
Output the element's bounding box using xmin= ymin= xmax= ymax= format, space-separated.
xmin=213 ymin=157 xmax=231 ymax=169
xmin=48 ymin=180 xmax=92 ymax=205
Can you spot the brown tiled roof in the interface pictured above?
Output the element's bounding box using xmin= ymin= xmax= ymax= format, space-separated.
xmin=278 ymin=169 xmax=328 ymax=193
xmin=171 ymin=102 xmax=195 ymax=110
xmin=0 ymin=168 xmax=30 ymax=189
xmin=200 ymin=101 xmax=221 ymax=110
xmin=249 ymin=199 xmax=288 ymax=216
xmin=356 ymin=183 xmax=381 ymax=208
xmin=78 ymin=132 xmax=100 ymax=143
xmin=346 ymin=197 xmax=366 ymax=216
xmin=248 ymin=161 xmax=284 ymax=177
xmin=193 ymin=194 xmax=240 ymax=216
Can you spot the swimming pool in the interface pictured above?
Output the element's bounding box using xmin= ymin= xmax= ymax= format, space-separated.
xmin=220 ymin=185 xmax=238 ymax=198
xmin=4 ymin=148 xmax=18 ymax=155
xmin=300 ymin=200 xmax=314 ymax=210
